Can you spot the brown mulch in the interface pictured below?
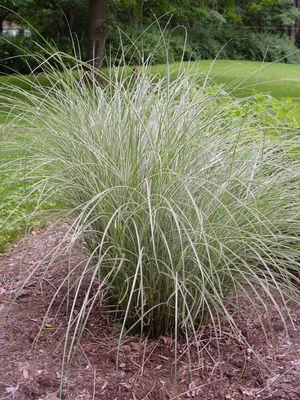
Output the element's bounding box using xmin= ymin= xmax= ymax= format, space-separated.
xmin=0 ymin=224 xmax=300 ymax=400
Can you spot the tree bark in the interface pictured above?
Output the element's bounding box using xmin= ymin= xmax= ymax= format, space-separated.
xmin=283 ymin=26 xmax=289 ymax=36
xmin=86 ymin=0 xmax=107 ymax=69
xmin=296 ymin=0 xmax=300 ymax=37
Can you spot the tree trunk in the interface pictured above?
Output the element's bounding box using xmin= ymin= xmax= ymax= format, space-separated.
xmin=283 ymin=26 xmax=289 ymax=36
xmin=86 ymin=0 xmax=107 ymax=69
xmin=296 ymin=0 xmax=300 ymax=37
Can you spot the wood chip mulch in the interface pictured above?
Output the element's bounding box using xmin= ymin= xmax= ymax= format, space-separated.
xmin=0 ymin=223 xmax=300 ymax=400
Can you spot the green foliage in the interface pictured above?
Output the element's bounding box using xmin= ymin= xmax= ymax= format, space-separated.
xmin=217 ymin=0 xmax=300 ymax=28
xmin=0 ymin=35 xmax=38 ymax=74
xmin=106 ymin=26 xmax=194 ymax=65
xmin=96 ymin=0 xmax=300 ymax=66
xmin=1 ymin=0 xmax=300 ymax=74
xmin=104 ymin=24 xmax=300 ymax=66
xmin=217 ymin=29 xmax=300 ymax=63
xmin=246 ymin=95 xmax=300 ymax=131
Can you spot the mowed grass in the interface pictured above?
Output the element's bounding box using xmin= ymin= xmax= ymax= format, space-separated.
xmin=153 ymin=59 xmax=300 ymax=99
xmin=0 ymin=127 xmax=33 ymax=252
xmin=1 ymin=59 xmax=300 ymax=99
xmin=0 ymin=75 xmax=55 ymax=252
xmin=0 ymin=59 xmax=299 ymax=252
xmin=0 ymin=74 xmax=51 ymax=124
xmin=0 ymin=126 xmax=58 ymax=253
xmin=1 ymin=59 xmax=300 ymax=120
xmin=151 ymin=59 xmax=300 ymax=120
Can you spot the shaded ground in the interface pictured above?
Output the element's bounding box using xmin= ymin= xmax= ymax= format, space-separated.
xmin=0 ymin=224 xmax=300 ymax=400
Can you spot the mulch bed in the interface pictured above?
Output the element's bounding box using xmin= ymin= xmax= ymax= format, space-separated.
xmin=0 ymin=224 xmax=300 ymax=400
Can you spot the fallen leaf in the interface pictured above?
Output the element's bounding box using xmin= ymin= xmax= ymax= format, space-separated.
xmin=130 ymin=341 xmax=141 ymax=351
xmin=44 ymin=322 xmax=54 ymax=329
xmin=161 ymin=336 xmax=173 ymax=346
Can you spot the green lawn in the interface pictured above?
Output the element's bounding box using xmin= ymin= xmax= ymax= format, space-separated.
xmin=0 ymin=128 xmax=33 ymax=252
xmin=151 ymin=60 xmax=300 ymax=120
xmin=0 ymin=126 xmax=58 ymax=253
xmin=1 ymin=59 xmax=300 ymax=122
xmin=1 ymin=59 xmax=300 ymax=99
xmin=0 ymin=59 xmax=299 ymax=252
xmin=0 ymin=74 xmax=50 ymax=124
xmin=152 ymin=59 xmax=300 ymax=100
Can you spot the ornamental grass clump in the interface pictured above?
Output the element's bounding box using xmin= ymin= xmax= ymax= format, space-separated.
xmin=2 ymin=57 xmax=300 ymax=347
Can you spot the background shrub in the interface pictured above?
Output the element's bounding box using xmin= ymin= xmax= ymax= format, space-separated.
xmin=2 ymin=0 xmax=300 ymax=74
xmin=105 ymin=25 xmax=300 ymax=66
xmin=0 ymin=35 xmax=36 ymax=74
xmin=0 ymin=35 xmax=78 ymax=74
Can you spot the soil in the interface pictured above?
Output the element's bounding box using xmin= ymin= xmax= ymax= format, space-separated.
xmin=0 ymin=224 xmax=300 ymax=400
